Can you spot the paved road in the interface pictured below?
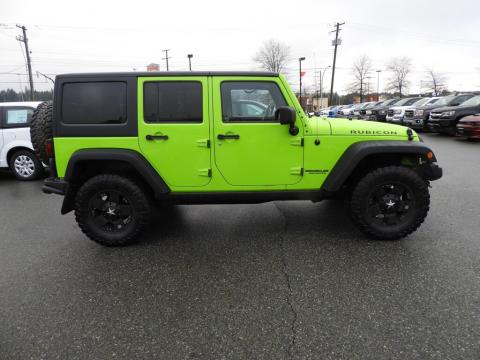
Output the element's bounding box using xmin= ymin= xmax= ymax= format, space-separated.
xmin=0 ymin=134 xmax=479 ymax=360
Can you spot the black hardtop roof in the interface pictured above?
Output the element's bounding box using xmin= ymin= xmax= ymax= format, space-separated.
xmin=56 ymin=71 xmax=279 ymax=79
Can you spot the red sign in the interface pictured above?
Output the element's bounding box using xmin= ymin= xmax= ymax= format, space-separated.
xmin=300 ymin=71 xmax=306 ymax=77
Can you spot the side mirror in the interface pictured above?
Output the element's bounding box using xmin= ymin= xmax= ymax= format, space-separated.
xmin=275 ymin=106 xmax=299 ymax=135
xmin=451 ymin=102 xmax=460 ymax=106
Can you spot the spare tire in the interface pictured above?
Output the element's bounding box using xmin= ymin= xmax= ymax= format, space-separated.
xmin=30 ymin=100 xmax=53 ymax=164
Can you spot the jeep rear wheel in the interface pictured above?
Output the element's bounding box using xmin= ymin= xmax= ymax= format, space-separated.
xmin=74 ymin=174 xmax=151 ymax=246
xmin=349 ymin=166 xmax=430 ymax=240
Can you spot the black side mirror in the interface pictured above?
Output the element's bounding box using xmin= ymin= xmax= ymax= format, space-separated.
xmin=275 ymin=106 xmax=299 ymax=135
xmin=451 ymin=102 xmax=460 ymax=106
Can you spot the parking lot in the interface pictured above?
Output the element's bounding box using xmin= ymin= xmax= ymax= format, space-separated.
xmin=0 ymin=133 xmax=478 ymax=359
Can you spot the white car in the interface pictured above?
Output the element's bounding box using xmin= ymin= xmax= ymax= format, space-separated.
xmin=385 ymin=97 xmax=426 ymax=124
xmin=0 ymin=101 xmax=44 ymax=180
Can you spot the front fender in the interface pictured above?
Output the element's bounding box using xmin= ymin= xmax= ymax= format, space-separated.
xmin=321 ymin=140 xmax=439 ymax=193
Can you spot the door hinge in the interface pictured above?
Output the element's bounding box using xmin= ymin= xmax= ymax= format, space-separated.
xmin=196 ymin=139 xmax=211 ymax=148
xmin=198 ymin=168 xmax=212 ymax=177
xmin=290 ymin=167 xmax=304 ymax=176
xmin=290 ymin=138 xmax=304 ymax=146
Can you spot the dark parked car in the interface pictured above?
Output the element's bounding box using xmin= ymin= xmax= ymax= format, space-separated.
xmin=429 ymin=95 xmax=480 ymax=134
xmin=456 ymin=113 xmax=480 ymax=139
xmin=359 ymin=101 xmax=383 ymax=120
xmin=368 ymin=99 xmax=401 ymax=122
xmin=403 ymin=94 xmax=475 ymax=131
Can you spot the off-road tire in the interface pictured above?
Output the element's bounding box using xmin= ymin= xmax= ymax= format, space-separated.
xmin=74 ymin=174 xmax=151 ymax=246
xmin=9 ymin=149 xmax=43 ymax=181
xmin=349 ymin=166 xmax=430 ymax=240
xmin=30 ymin=100 xmax=53 ymax=164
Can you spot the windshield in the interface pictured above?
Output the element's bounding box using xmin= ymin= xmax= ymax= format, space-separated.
xmin=394 ymin=98 xmax=414 ymax=106
xmin=424 ymin=98 xmax=440 ymax=105
xmin=434 ymin=96 xmax=454 ymax=106
xmin=460 ymin=95 xmax=480 ymax=107
xmin=412 ymin=98 xmax=431 ymax=107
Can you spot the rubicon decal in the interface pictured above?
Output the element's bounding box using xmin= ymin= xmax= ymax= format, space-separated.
xmin=350 ymin=130 xmax=398 ymax=135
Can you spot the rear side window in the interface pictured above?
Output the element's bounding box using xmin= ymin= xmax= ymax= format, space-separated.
xmin=5 ymin=108 xmax=33 ymax=126
xmin=143 ymin=82 xmax=202 ymax=123
xmin=62 ymin=82 xmax=127 ymax=124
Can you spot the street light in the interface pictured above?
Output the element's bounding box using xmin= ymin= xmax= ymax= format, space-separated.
xmin=319 ymin=66 xmax=331 ymax=108
xmin=299 ymin=57 xmax=305 ymax=107
xmin=187 ymin=54 xmax=193 ymax=71
xmin=376 ymin=70 xmax=382 ymax=101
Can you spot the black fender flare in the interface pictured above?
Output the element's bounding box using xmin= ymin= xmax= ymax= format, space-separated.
xmin=61 ymin=149 xmax=170 ymax=214
xmin=320 ymin=140 xmax=438 ymax=193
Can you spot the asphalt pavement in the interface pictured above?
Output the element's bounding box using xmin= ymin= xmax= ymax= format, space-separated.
xmin=0 ymin=134 xmax=479 ymax=360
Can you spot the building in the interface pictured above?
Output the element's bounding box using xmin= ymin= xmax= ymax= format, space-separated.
xmin=147 ymin=63 xmax=160 ymax=72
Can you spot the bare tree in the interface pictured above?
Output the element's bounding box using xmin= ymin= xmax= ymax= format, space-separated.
xmin=253 ymin=39 xmax=290 ymax=73
xmin=424 ymin=68 xmax=447 ymax=96
xmin=385 ymin=57 xmax=412 ymax=97
xmin=348 ymin=55 xmax=373 ymax=102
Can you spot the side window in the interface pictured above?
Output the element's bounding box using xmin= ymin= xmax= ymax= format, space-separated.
xmin=5 ymin=108 xmax=34 ymax=126
xmin=62 ymin=82 xmax=127 ymax=124
xmin=143 ymin=82 xmax=202 ymax=123
xmin=221 ymin=81 xmax=287 ymax=122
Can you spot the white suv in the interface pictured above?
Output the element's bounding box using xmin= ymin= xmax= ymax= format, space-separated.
xmin=0 ymin=101 xmax=44 ymax=180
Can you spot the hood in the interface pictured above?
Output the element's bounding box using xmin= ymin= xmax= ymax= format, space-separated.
xmin=431 ymin=105 xmax=463 ymax=113
xmin=305 ymin=117 xmax=413 ymax=138
xmin=389 ymin=105 xmax=412 ymax=111
xmin=459 ymin=114 xmax=480 ymax=123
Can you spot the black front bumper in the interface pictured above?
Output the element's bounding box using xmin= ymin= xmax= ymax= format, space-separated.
xmin=418 ymin=163 xmax=443 ymax=181
xmin=43 ymin=177 xmax=68 ymax=195
xmin=429 ymin=119 xmax=455 ymax=132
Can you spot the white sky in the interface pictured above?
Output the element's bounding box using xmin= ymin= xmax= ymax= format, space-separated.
xmin=1 ymin=0 xmax=479 ymax=96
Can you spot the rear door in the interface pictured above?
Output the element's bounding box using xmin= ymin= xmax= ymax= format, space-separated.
xmin=137 ymin=76 xmax=211 ymax=187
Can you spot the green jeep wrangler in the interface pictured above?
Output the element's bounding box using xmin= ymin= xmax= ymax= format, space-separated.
xmin=31 ymin=71 xmax=442 ymax=246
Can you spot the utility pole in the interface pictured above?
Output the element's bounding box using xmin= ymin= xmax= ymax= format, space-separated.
xmin=298 ymin=57 xmax=305 ymax=108
xmin=162 ymin=49 xmax=171 ymax=71
xmin=316 ymin=66 xmax=331 ymax=109
xmin=187 ymin=54 xmax=193 ymax=71
xmin=329 ymin=22 xmax=344 ymax=106
xmin=376 ymin=70 xmax=381 ymax=101
xmin=16 ymin=24 xmax=34 ymax=100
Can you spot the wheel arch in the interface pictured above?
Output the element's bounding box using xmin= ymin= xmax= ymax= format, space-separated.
xmin=61 ymin=149 xmax=170 ymax=214
xmin=321 ymin=140 xmax=438 ymax=194
xmin=5 ymin=144 xmax=36 ymax=165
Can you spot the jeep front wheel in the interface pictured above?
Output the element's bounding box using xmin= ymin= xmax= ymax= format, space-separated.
xmin=74 ymin=174 xmax=151 ymax=246
xmin=349 ymin=166 xmax=430 ymax=240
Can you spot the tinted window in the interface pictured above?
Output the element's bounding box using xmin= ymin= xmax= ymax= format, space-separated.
xmin=144 ymin=82 xmax=202 ymax=123
xmin=221 ymin=82 xmax=287 ymax=122
xmin=5 ymin=108 xmax=33 ymax=126
xmin=62 ymin=82 xmax=127 ymax=124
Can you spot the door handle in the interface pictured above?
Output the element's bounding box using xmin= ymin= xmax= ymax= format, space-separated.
xmin=146 ymin=134 xmax=169 ymax=141
xmin=217 ymin=134 xmax=240 ymax=140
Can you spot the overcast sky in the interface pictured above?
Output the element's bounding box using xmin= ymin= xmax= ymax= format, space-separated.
xmin=1 ymin=0 xmax=479 ymax=97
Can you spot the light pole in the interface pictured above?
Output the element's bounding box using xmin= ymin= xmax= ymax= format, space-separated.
xmin=319 ymin=66 xmax=331 ymax=108
xmin=376 ymin=70 xmax=382 ymax=101
xmin=299 ymin=57 xmax=305 ymax=107
xmin=187 ymin=54 xmax=193 ymax=71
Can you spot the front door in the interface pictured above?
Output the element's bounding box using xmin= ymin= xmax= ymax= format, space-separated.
xmin=138 ymin=77 xmax=211 ymax=187
xmin=212 ymin=78 xmax=304 ymax=186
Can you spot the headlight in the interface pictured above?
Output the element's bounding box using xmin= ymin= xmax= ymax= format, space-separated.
xmin=366 ymin=110 xmax=372 ymax=115
xmin=394 ymin=109 xmax=402 ymax=115
xmin=379 ymin=110 xmax=386 ymax=115
xmin=441 ymin=111 xmax=455 ymax=117
xmin=414 ymin=109 xmax=424 ymax=116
